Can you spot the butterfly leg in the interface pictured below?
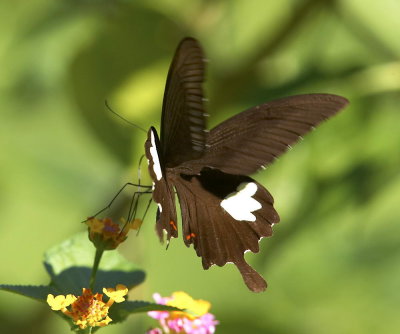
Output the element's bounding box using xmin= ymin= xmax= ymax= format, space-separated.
xmin=126 ymin=189 xmax=153 ymax=223
xmin=84 ymin=182 xmax=152 ymax=222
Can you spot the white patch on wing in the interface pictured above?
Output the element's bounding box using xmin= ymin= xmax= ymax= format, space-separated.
xmin=157 ymin=203 xmax=163 ymax=213
xmin=220 ymin=182 xmax=261 ymax=221
xmin=150 ymin=130 xmax=162 ymax=181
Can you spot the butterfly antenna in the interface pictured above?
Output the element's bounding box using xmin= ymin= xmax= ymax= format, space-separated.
xmin=104 ymin=100 xmax=147 ymax=134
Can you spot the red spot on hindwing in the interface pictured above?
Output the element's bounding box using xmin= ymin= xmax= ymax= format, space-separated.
xmin=169 ymin=220 xmax=177 ymax=231
xmin=186 ymin=232 xmax=196 ymax=241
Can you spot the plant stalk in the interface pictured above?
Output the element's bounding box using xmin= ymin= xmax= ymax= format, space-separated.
xmin=89 ymin=248 xmax=103 ymax=290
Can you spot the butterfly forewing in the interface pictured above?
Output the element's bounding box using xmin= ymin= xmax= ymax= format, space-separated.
xmin=145 ymin=127 xmax=178 ymax=241
xmin=184 ymin=94 xmax=348 ymax=175
xmin=160 ymin=37 xmax=207 ymax=168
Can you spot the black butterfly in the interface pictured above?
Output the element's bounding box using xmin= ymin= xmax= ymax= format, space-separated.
xmin=144 ymin=37 xmax=348 ymax=292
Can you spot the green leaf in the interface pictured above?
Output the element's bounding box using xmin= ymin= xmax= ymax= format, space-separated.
xmin=109 ymin=301 xmax=181 ymax=324
xmin=44 ymin=232 xmax=145 ymax=295
xmin=0 ymin=284 xmax=57 ymax=301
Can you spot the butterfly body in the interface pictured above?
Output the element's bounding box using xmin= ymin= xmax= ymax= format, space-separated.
xmin=145 ymin=38 xmax=348 ymax=292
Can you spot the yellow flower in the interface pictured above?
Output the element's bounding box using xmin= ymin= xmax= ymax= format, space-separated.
xmin=103 ymin=284 xmax=129 ymax=304
xmin=47 ymin=294 xmax=77 ymax=311
xmin=46 ymin=284 xmax=128 ymax=330
xmin=167 ymin=291 xmax=210 ymax=319
xmin=86 ymin=217 xmax=105 ymax=233
xmin=129 ymin=218 xmax=143 ymax=230
xmin=86 ymin=217 xmax=142 ymax=250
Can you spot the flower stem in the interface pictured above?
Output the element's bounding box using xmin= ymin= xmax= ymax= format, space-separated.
xmin=89 ymin=248 xmax=103 ymax=290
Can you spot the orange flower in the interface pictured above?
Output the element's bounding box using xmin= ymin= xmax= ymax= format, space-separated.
xmin=47 ymin=285 xmax=128 ymax=329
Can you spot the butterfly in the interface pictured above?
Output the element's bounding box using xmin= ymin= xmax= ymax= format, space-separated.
xmin=144 ymin=37 xmax=348 ymax=292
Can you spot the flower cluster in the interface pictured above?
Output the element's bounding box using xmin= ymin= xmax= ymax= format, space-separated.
xmin=47 ymin=284 xmax=128 ymax=329
xmin=86 ymin=217 xmax=142 ymax=250
xmin=148 ymin=291 xmax=219 ymax=334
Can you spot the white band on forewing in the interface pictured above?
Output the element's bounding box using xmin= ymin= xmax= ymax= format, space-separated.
xmin=150 ymin=130 xmax=163 ymax=181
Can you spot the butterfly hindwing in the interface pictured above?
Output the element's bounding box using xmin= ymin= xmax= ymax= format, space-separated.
xmin=172 ymin=168 xmax=279 ymax=292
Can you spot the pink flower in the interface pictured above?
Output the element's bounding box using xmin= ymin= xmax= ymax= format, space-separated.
xmin=147 ymin=292 xmax=219 ymax=334
xmin=147 ymin=328 xmax=163 ymax=334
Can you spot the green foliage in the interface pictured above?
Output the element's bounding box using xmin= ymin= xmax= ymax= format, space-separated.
xmin=0 ymin=285 xmax=57 ymax=301
xmin=0 ymin=232 xmax=178 ymax=332
xmin=44 ymin=232 xmax=145 ymax=294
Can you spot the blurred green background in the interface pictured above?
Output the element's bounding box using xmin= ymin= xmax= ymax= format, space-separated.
xmin=1 ymin=0 xmax=400 ymax=333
